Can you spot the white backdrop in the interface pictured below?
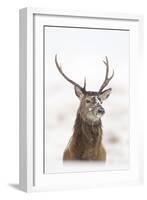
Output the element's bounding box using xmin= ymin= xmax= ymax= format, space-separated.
xmin=0 ymin=0 xmax=146 ymax=199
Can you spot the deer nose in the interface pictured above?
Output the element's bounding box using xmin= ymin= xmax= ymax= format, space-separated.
xmin=98 ymin=107 xmax=105 ymax=114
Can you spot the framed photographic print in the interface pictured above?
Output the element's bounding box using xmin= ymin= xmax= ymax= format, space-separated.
xmin=19 ymin=8 xmax=143 ymax=192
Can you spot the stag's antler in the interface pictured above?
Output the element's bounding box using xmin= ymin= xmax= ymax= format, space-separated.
xmin=55 ymin=54 xmax=86 ymax=92
xmin=98 ymin=56 xmax=114 ymax=94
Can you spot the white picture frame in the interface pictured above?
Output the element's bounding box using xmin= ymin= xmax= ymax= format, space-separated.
xmin=19 ymin=7 xmax=143 ymax=192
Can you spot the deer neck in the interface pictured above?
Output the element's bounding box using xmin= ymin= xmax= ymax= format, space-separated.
xmin=73 ymin=112 xmax=103 ymax=149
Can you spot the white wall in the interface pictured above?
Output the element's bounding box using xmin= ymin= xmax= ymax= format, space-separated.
xmin=0 ymin=0 xmax=146 ymax=199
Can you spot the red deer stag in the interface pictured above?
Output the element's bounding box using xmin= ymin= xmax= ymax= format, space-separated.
xmin=55 ymin=55 xmax=114 ymax=161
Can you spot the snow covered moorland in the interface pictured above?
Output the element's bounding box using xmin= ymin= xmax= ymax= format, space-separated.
xmin=44 ymin=27 xmax=129 ymax=173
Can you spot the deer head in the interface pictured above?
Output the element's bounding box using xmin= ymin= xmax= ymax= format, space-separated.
xmin=55 ymin=55 xmax=114 ymax=124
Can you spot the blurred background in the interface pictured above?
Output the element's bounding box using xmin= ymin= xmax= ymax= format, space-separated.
xmin=44 ymin=26 xmax=130 ymax=173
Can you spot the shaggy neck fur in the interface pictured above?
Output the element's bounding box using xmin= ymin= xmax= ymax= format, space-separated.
xmin=72 ymin=112 xmax=103 ymax=159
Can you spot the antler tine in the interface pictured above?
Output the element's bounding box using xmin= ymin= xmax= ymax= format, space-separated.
xmin=98 ymin=56 xmax=114 ymax=93
xmin=83 ymin=77 xmax=86 ymax=91
xmin=55 ymin=54 xmax=86 ymax=92
xmin=103 ymin=56 xmax=109 ymax=78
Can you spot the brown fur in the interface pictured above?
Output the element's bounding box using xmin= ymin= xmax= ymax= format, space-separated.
xmin=54 ymin=56 xmax=114 ymax=162
xmin=63 ymin=112 xmax=106 ymax=161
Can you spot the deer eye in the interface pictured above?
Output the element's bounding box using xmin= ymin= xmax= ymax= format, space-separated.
xmin=86 ymin=99 xmax=91 ymax=103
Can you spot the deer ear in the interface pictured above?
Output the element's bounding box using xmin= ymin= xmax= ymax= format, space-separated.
xmin=99 ymin=88 xmax=112 ymax=102
xmin=74 ymin=86 xmax=84 ymax=99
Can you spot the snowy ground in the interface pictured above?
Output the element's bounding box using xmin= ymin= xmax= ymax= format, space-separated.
xmin=45 ymin=82 xmax=129 ymax=173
